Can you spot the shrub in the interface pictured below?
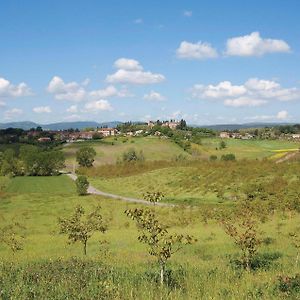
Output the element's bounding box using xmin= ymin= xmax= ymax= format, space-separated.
xmin=277 ymin=274 xmax=300 ymax=295
xmin=221 ymin=153 xmax=236 ymax=161
xmin=75 ymin=175 xmax=89 ymax=195
xmin=219 ymin=141 xmax=226 ymax=149
xmin=76 ymin=147 xmax=96 ymax=167
xmin=122 ymin=148 xmax=145 ymax=163
xmin=209 ymin=155 xmax=217 ymax=161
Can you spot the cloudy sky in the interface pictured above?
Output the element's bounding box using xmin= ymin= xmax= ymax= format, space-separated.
xmin=0 ymin=0 xmax=300 ymax=125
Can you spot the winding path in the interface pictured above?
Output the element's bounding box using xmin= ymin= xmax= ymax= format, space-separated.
xmin=66 ymin=173 xmax=174 ymax=207
xmin=275 ymin=150 xmax=299 ymax=164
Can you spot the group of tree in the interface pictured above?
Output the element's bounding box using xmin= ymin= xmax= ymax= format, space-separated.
xmin=0 ymin=145 xmax=65 ymax=176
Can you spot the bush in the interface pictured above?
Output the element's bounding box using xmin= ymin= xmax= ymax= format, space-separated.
xmin=277 ymin=274 xmax=300 ymax=295
xmin=221 ymin=154 xmax=236 ymax=161
xmin=122 ymin=148 xmax=145 ymax=163
xmin=75 ymin=175 xmax=89 ymax=195
xmin=210 ymin=155 xmax=217 ymax=161
xmin=76 ymin=147 xmax=96 ymax=167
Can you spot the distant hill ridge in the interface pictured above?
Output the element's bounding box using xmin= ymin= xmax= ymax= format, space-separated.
xmin=0 ymin=121 xmax=296 ymax=131
xmin=0 ymin=121 xmax=122 ymax=130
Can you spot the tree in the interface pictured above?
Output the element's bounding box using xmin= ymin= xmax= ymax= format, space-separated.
xmin=143 ymin=191 xmax=165 ymax=206
xmin=76 ymin=175 xmax=89 ymax=195
xmin=59 ymin=205 xmax=107 ymax=255
xmin=125 ymin=207 xmax=196 ymax=284
xmin=76 ymin=147 xmax=96 ymax=167
xmin=219 ymin=140 xmax=227 ymax=149
xmin=221 ymin=209 xmax=261 ymax=271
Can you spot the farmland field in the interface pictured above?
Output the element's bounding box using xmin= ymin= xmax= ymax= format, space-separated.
xmin=0 ymin=175 xmax=300 ymax=299
xmin=63 ymin=136 xmax=300 ymax=172
xmin=63 ymin=136 xmax=189 ymax=171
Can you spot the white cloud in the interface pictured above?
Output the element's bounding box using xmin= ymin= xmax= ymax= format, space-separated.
xmin=191 ymin=78 xmax=300 ymax=107
xmin=183 ymin=10 xmax=192 ymax=17
xmin=277 ymin=110 xmax=289 ymax=120
xmin=176 ymin=41 xmax=218 ymax=60
xmin=84 ymin=100 xmax=113 ymax=112
xmin=192 ymin=81 xmax=246 ymax=99
xmin=114 ymin=58 xmax=143 ymax=70
xmin=89 ymin=85 xmax=132 ymax=98
xmin=0 ymin=77 xmax=32 ymax=98
xmin=143 ymin=90 xmax=166 ymax=101
xmin=67 ymin=105 xmax=78 ymax=113
xmin=224 ymin=97 xmax=267 ymax=107
xmin=0 ymin=100 xmax=6 ymax=107
xmin=33 ymin=106 xmax=52 ymax=113
xmin=107 ymin=58 xmax=165 ymax=85
xmin=247 ymin=110 xmax=289 ymax=121
xmin=47 ymin=76 xmax=86 ymax=102
xmin=225 ymin=32 xmax=291 ymax=56
xmin=63 ymin=114 xmax=82 ymax=121
xmin=4 ymin=108 xmax=23 ymax=120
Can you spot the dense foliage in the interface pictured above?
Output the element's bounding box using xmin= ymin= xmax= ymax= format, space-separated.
xmin=0 ymin=145 xmax=65 ymax=176
xmin=76 ymin=146 xmax=97 ymax=167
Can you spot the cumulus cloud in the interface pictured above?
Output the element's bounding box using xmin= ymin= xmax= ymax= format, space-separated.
xmin=176 ymin=41 xmax=218 ymax=60
xmin=191 ymin=78 xmax=300 ymax=107
xmin=33 ymin=106 xmax=52 ymax=113
xmin=106 ymin=58 xmax=165 ymax=85
xmin=225 ymin=32 xmax=291 ymax=56
xmin=4 ymin=108 xmax=23 ymax=120
xmin=143 ymin=91 xmax=166 ymax=101
xmin=277 ymin=110 xmax=289 ymax=120
xmin=247 ymin=110 xmax=289 ymax=121
xmin=0 ymin=77 xmax=32 ymax=98
xmin=84 ymin=100 xmax=113 ymax=112
xmin=66 ymin=105 xmax=78 ymax=113
xmin=89 ymin=85 xmax=132 ymax=98
xmin=47 ymin=76 xmax=132 ymax=101
xmin=47 ymin=76 xmax=86 ymax=102
xmin=114 ymin=58 xmax=143 ymax=70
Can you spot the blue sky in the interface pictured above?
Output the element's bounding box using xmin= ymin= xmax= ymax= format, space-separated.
xmin=0 ymin=0 xmax=300 ymax=125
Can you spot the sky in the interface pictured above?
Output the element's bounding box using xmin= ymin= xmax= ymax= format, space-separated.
xmin=0 ymin=0 xmax=300 ymax=125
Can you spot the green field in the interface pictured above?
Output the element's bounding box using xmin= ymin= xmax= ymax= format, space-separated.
xmin=192 ymin=138 xmax=300 ymax=160
xmin=0 ymin=175 xmax=300 ymax=298
xmin=63 ymin=137 xmax=300 ymax=172
xmin=63 ymin=136 xmax=189 ymax=171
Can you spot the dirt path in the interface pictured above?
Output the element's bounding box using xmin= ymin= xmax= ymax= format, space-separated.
xmin=66 ymin=173 xmax=174 ymax=207
xmin=276 ymin=151 xmax=299 ymax=164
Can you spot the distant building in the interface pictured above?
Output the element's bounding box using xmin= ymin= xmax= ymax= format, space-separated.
xmin=37 ymin=137 xmax=51 ymax=142
xmin=148 ymin=119 xmax=180 ymax=130
xmin=292 ymin=134 xmax=300 ymax=140
xmin=97 ymin=128 xmax=117 ymax=137
xmin=219 ymin=132 xmax=230 ymax=139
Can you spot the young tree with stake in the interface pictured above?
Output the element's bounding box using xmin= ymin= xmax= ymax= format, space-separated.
xmin=125 ymin=207 xmax=196 ymax=284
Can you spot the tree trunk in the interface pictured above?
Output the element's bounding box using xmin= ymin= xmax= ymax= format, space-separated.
xmin=83 ymin=240 xmax=87 ymax=255
xmin=160 ymin=261 xmax=165 ymax=285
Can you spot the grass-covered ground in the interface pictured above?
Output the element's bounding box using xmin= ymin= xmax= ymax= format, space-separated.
xmin=63 ymin=136 xmax=189 ymax=171
xmin=63 ymin=136 xmax=300 ymax=172
xmin=0 ymin=175 xmax=300 ymax=299
xmin=192 ymin=137 xmax=300 ymax=160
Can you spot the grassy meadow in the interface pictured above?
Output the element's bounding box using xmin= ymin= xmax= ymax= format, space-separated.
xmin=1 ymin=137 xmax=300 ymax=299
xmin=63 ymin=136 xmax=188 ymax=171
xmin=0 ymin=174 xmax=300 ymax=299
